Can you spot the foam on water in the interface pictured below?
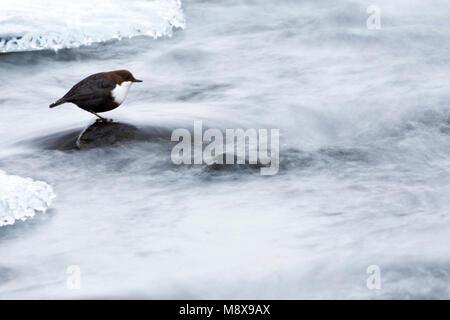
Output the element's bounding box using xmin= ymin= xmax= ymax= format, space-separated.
xmin=0 ymin=170 xmax=55 ymax=226
xmin=0 ymin=0 xmax=185 ymax=53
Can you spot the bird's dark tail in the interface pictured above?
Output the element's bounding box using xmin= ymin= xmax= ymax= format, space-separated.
xmin=49 ymin=99 xmax=66 ymax=108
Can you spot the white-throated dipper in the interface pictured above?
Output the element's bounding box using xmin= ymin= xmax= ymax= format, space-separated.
xmin=49 ymin=70 xmax=142 ymax=122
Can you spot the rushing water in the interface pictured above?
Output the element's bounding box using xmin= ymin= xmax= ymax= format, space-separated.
xmin=1 ymin=0 xmax=450 ymax=299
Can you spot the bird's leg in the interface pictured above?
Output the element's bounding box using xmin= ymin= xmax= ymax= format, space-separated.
xmin=88 ymin=110 xmax=112 ymax=123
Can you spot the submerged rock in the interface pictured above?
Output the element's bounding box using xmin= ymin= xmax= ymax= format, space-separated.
xmin=76 ymin=121 xmax=139 ymax=150
xmin=28 ymin=128 xmax=81 ymax=151
xmin=204 ymin=153 xmax=264 ymax=173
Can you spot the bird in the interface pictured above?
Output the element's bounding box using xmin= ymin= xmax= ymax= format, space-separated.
xmin=49 ymin=70 xmax=142 ymax=122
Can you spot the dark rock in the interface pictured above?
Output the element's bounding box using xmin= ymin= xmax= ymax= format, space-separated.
xmin=20 ymin=121 xmax=174 ymax=151
xmin=76 ymin=121 xmax=139 ymax=150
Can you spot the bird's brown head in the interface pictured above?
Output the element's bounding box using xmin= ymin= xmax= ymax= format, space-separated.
xmin=113 ymin=70 xmax=143 ymax=84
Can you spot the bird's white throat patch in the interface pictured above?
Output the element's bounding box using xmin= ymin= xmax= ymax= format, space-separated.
xmin=111 ymin=81 xmax=132 ymax=105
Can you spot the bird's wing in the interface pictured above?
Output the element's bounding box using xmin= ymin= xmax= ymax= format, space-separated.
xmin=61 ymin=76 xmax=116 ymax=102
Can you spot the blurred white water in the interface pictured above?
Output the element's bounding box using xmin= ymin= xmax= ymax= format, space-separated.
xmin=0 ymin=0 xmax=449 ymax=299
xmin=0 ymin=0 xmax=185 ymax=52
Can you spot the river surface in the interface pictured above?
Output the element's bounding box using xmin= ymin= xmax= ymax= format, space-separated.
xmin=0 ymin=0 xmax=450 ymax=299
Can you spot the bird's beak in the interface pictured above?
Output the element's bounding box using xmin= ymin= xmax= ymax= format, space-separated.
xmin=133 ymin=79 xmax=143 ymax=83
